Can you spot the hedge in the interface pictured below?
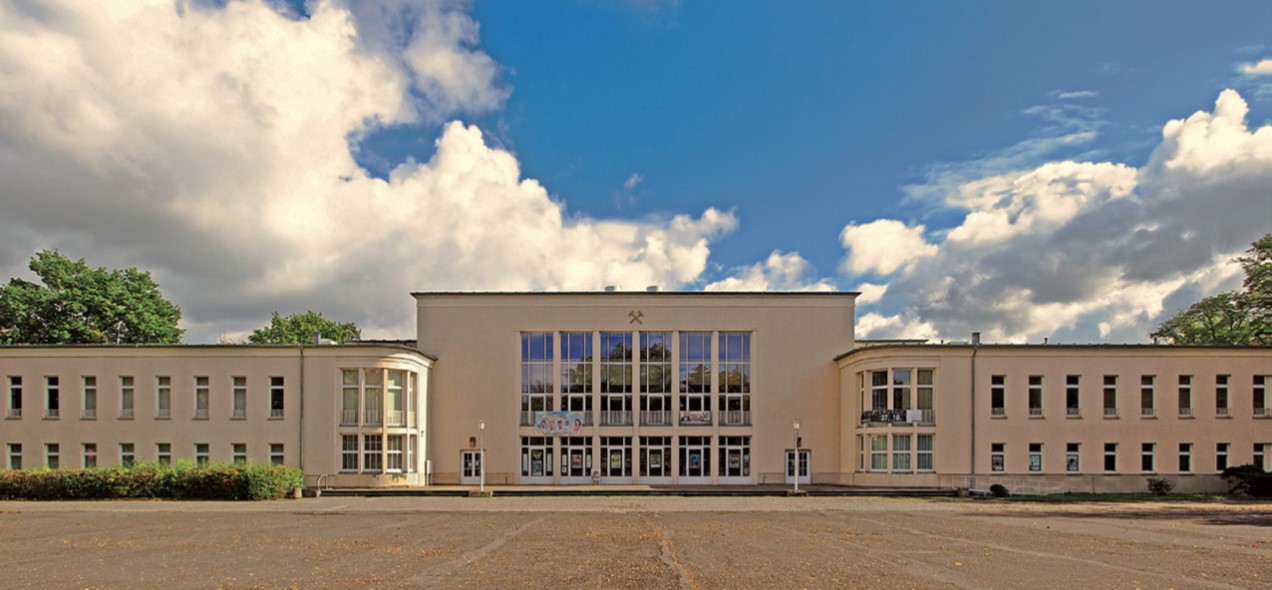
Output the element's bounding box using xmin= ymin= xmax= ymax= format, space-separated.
xmin=0 ymin=462 xmax=304 ymax=501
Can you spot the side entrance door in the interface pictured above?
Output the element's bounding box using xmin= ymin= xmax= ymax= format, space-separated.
xmin=785 ymin=450 xmax=810 ymax=485
xmin=460 ymin=450 xmax=482 ymax=485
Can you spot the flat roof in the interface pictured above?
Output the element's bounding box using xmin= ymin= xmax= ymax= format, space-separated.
xmin=411 ymin=290 xmax=859 ymax=297
xmin=834 ymin=342 xmax=1272 ymax=362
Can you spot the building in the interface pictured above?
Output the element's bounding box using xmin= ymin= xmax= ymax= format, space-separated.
xmin=2 ymin=291 xmax=1269 ymax=493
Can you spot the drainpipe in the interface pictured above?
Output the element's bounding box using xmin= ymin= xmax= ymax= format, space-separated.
xmin=299 ymin=343 xmax=306 ymax=475
xmin=969 ymin=332 xmax=980 ymax=492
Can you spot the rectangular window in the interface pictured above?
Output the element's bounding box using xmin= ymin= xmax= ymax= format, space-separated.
xmin=270 ymin=443 xmax=284 ymax=466
xmin=719 ymin=332 xmax=751 ymax=393
xmin=82 ymin=376 xmax=97 ymax=419
xmin=1028 ymin=376 xmax=1043 ymax=417
xmin=560 ymin=332 xmax=592 ymax=394
xmin=6 ymin=376 xmax=20 ymax=418
xmin=1140 ymin=376 xmax=1155 ymax=417
xmin=521 ymin=332 xmax=554 ymax=394
xmin=363 ymin=435 xmax=382 ymax=472
xmin=1141 ymin=443 xmax=1155 ymax=473
xmin=232 ymin=443 xmax=247 ymax=466
xmin=387 ymin=371 xmax=405 ymax=426
xmin=1254 ymin=376 xmax=1269 ymax=417
xmin=1216 ymin=443 xmax=1229 ymax=471
xmin=1066 ymin=443 xmax=1080 ymax=473
xmin=1255 ymin=443 xmax=1271 ymax=471
xmin=341 ymin=435 xmax=359 ymax=472
xmin=232 ymin=376 xmax=247 ymax=419
xmin=1179 ymin=443 xmax=1192 ymax=473
xmin=521 ymin=436 xmax=555 ymax=477
xmin=1178 ymin=375 xmax=1193 ymax=417
xmin=157 ymin=443 xmax=171 ymax=466
xmin=7 ymin=443 xmax=20 ymax=470
xmin=156 ymin=376 xmax=171 ymax=419
xmin=639 ymin=332 xmax=673 ymax=426
xmin=363 ymin=370 xmax=383 ymax=425
xmin=120 ymin=443 xmax=135 ymax=468
xmin=1103 ymin=443 xmax=1117 ymax=472
xmin=1065 ymin=375 xmax=1080 ymax=416
xmin=715 ymin=436 xmax=749 ymax=478
xmin=386 ymin=437 xmax=402 ymax=471
xmin=566 ymin=436 xmax=597 ymax=477
xmin=600 ymin=332 xmax=634 ymax=393
xmin=1216 ymin=375 xmax=1229 ymax=417
xmin=917 ymin=369 xmax=935 ymax=416
xmin=892 ymin=434 xmax=911 ymax=471
xmin=45 ymin=376 xmax=60 ymax=418
xmin=119 ymin=376 xmax=134 ymax=419
xmin=916 ymin=434 xmax=934 ymax=472
xmin=194 ymin=376 xmax=209 ymax=419
xmin=341 ymin=370 xmax=359 ymax=425
xmin=269 ymin=376 xmax=285 ymax=418
xmin=679 ymin=332 xmax=711 ymax=393
xmin=870 ymin=371 xmax=888 ymax=411
xmin=83 ymin=443 xmax=97 ymax=469
xmin=991 ymin=375 xmax=1005 ymax=416
xmin=45 ymin=443 xmax=59 ymax=469
xmin=870 ymin=435 xmax=888 ymax=471
xmin=599 ymin=436 xmax=632 ymax=478
xmin=892 ymin=369 xmax=912 ymax=411
xmin=195 ymin=443 xmax=209 ymax=466
xmin=1028 ymin=443 xmax=1042 ymax=472
xmin=991 ymin=443 xmax=1005 ymax=472
xmin=1103 ymin=375 xmax=1118 ymax=417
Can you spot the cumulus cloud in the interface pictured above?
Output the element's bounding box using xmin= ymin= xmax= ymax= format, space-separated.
xmin=1055 ymin=90 xmax=1098 ymax=100
xmin=839 ymin=220 xmax=937 ymax=275
xmin=0 ymin=0 xmax=738 ymax=341
xmin=848 ymin=90 xmax=1271 ymax=343
xmin=1238 ymin=58 xmax=1272 ymax=76
xmin=705 ymin=251 xmax=834 ymax=292
xmin=623 ymin=173 xmax=644 ymax=190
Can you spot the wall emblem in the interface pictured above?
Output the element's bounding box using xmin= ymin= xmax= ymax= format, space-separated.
xmin=628 ymin=310 xmax=644 ymax=324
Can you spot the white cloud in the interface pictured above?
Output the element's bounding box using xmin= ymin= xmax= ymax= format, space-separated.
xmin=0 ymin=0 xmax=738 ymax=341
xmin=1238 ymin=58 xmax=1272 ymax=76
xmin=844 ymin=90 xmax=1272 ymax=343
xmin=838 ymin=220 xmax=936 ymax=276
xmin=623 ymin=173 xmax=644 ymax=190
xmin=853 ymin=282 xmax=887 ymax=305
xmin=705 ymin=251 xmax=834 ymax=292
xmin=1055 ymin=90 xmax=1098 ymax=100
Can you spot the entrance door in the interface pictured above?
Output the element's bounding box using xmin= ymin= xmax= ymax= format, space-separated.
xmin=460 ymin=450 xmax=482 ymax=485
xmin=785 ymin=450 xmax=810 ymax=485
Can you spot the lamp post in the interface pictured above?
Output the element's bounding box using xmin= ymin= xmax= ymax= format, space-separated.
xmin=793 ymin=419 xmax=801 ymax=494
xmin=478 ymin=420 xmax=486 ymax=493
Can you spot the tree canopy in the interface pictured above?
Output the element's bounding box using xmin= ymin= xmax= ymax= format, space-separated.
xmin=0 ymin=250 xmax=183 ymax=344
xmin=1151 ymin=234 xmax=1272 ymax=345
xmin=247 ymin=311 xmax=361 ymax=344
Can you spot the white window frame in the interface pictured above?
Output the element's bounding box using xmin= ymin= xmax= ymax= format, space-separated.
xmin=232 ymin=376 xmax=247 ymax=419
xmin=82 ymin=376 xmax=97 ymax=419
xmin=119 ymin=376 xmax=134 ymax=419
xmin=82 ymin=443 xmax=97 ymax=469
xmin=232 ymin=443 xmax=247 ymax=466
xmin=156 ymin=443 xmax=171 ymax=466
xmin=270 ymin=443 xmax=284 ymax=466
xmin=156 ymin=376 xmax=171 ymax=419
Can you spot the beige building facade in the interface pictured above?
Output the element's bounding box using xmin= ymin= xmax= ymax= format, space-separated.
xmin=2 ymin=291 xmax=1269 ymax=493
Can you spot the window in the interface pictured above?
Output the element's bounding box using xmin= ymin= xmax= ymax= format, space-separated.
xmin=363 ymin=435 xmax=382 ymax=472
xmin=1029 ymin=443 xmax=1042 ymax=472
xmin=917 ymin=369 xmax=935 ymax=418
xmin=679 ymin=332 xmax=711 ymax=423
xmin=521 ymin=332 xmax=554 ymax=394
xmin=719 ymin=332 xmax=751 ymax=427
xmin=1065 ymin=375 xmax=1080 ymax=416
xmin=83 ymin=443 xmax=97 ymax=469
xmin=1216 ymin=443 xmax=1229 ymax=471
xmin=1103 ymin=443 xmax=1117 ymax=472
xmin=341 ymin=435 xmax=359 ymax=472
xmin=194 ymin=376 xmax=209 ymax=419
xmin=639 ymin=436 xmax=671 ymax=477
xmin=1140 ymin=376 xmax=1155 ymax=417
xmin=6 ymin=376 xmax=20 ymax=418
xmin=270 ymin=443 xmax=285 ymax=466
xmin=156 ymin=376 xmax=171 ymax=419
xmin=82 ymin=376 xmax=97 ymax=419
xmin=892 ymin=369 xmax=912 ymax=411
xmin=119 ymin=376 xmax=134 ymax=419
xmin=195 ymin=443 xmax=209 ymax=466
xmin=45 ymin=376 xmax=60 ymax=418
xmin=990 ymin=375 xmax=1005 ymax=416
xmin=892 ymin=434 xmax=911 ymax=471
xmin=385 ymin=437 xmax=402 ymax=471
xmin=7 ymin=443 xmax=20 ymax=470
xmin=232 ymin=376 xmax=247 ymax=419
xmin=1103 ymin=375 xmax=1118 ymax=417
xmin=232 ymin=443 xmax=246 ymax=466
xmin=363 ymin=370 xmax=383 ymax=425
xmin=341 ymin=371 xmax=359 ymax=425
xmin=1215 ymin=375 xmax=1229 ymax=417
xmin=1256 ymin=443 xmax=1270 ymax=471
xmin=1141 ymin=443 xmax=1155 ymax=473
xmin=917 ymin=434 xmax=934 ymax=472
xmin=561 ymin=331 xmax=592 ymax=393
xmin=1254 ymin=376 xmax=1269 ymax=417
xmin=1179 ymin=443 xmax=1192 ymax=473
xmin=870 ymin=435 xmax=888 ymax=471
xmin=387 ymin=371 xmax=405 ymax=426
xmin=45 ymin=443 xmax=59 ymax=469
xmin=1066 ymin=443 xmax=1080 ymax=473
xmin=120 ymin=443 xmax=135 ymax=468
xmin=600 ymin=331 xmax=633 ymax=426
xmin=270 ymin=377 xmax=285 ymax=418
xmin=991 ymin=443 xmax=1005 ymax=472
xmin=640 ymin=332 xmax=673 ymax=426
xmin=157 ymin=443 xmax=171 ymax=466
xmin=564 ymin=436 xmax=596 ymax=477
xmin=1178 ymin=375 xmax=1192 ymax=417
xmin=870 ymin=371 xmax=888 ymax=411
xmin=603 ymin=436 xmax=633 ymax=478
xmin=521 ymin=436 xmax=554 ymax=477
xmin=1028 ymin=376 xmax=1043 ymax=417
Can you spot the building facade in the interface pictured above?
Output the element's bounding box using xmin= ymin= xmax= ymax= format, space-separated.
xmin=2 ymin=291 xmax=1269 ymax=493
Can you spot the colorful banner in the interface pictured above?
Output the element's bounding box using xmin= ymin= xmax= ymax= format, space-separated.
xmin=534 ymin=411 xmax=586 ymax=436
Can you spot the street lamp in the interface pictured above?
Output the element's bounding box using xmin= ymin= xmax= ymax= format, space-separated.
xmin=478 ymin=420 xmax=486 ymax=493
xmin=793 ymin=419 xmax=801 ymax=494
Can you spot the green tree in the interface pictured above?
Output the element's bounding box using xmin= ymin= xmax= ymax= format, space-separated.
xmin=0 ymin=250 xmax=183 ymax=344
xmin=1152 ymin=234 xmax=1271 ymax=345
xmin=247 ymin=311 xmax=360 ymax=344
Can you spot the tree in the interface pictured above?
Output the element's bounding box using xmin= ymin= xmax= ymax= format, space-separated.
xmin=247 ymin=311 xmax=360 ymax=344
xmin=1152 ymin=234 xmax=1271 ymax=345
xmin=0 ymin=250 xmax=183 ymax=344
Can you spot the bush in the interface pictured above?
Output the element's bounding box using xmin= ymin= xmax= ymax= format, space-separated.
xmin=0 ymin=463 xmax=304 ymax=501
xmin=1146 ymin=477 xmax=1175 ymax=496
xmin=1221 ymin=464 xmax=1272 ymax=498
xmin=989 ymin=483 xmax=1010 ymax=497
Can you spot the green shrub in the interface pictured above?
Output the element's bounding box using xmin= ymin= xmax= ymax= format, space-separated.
xmin=1221 ymin=464 xmax=1272 ymax=498
xmin=1146 ymin=477 xmax=1175 ymax=496
xmin=989 ymin=483 xmax=1010 ymax=497
xmin=244 ymin=464 xmax=305 ymax=500
xmin=0 ymin=463 xmax=304 ymax=501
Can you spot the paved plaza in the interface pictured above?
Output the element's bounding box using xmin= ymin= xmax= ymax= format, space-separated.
xmin=1 ymin=495 xmax=1268 ymax=589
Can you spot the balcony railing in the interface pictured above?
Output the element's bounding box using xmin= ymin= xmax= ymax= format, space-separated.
xmin=387 ymin=410 xmax=404 ymax=426
xmin=1028 ymin=407 xmax=1042 ymax=417
xmin=192 ymin=408 xmax=205 ymax=419
xmin=520 ymin=411 xmax=536 ymax=426
xmin=1255 ymin=407 xmax=1269 ymax=417
xmin=1103 ymin=407 xmax=1117 ymax=417
xmin=679 ymin=410 xmax=712 ymax=426
xmin=1216 ymin=407 xmax=1230 ymax=417
xmin=7 ymin=408 xmax=19 ymax=419
xmin=364 ymin=409 xmax=383 ymax=425
xmin=1066 ymin=406 xmax=1080 ymax=416
xmin=601 ymin=410 xmax=632 ymax=426
xmin=991 ymin=407 xmax=1005 ymax=416
xmin=341 ymin=409 xmax=358 ymax=425
xmin=1141 ymin=407 xmax=1155 ymax=417
xmin=1179 ymin=407 xmax=1192 ymax=417
xmin=82 ymin=408 xmax=96 ymax=419
xmin=121 ymin=408 xmax=135 ymax=419
xmin=719 ymin=410 xmax=751 ymax=426
xmin=157 ymin=408 xmax=171 ymax=419
xmin=45 ymin=408 xmax=59 ymax=418
xmin=641 ymin=410 xmax=672 ymax=426
xmin=859 ymin=409 xmax=934 ymax=425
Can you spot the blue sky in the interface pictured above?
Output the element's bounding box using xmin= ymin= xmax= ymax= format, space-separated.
xmin=1 ymin=1 xmax=1270 ymax=343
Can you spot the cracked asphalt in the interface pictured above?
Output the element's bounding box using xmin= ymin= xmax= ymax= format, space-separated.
xmin=1 ymin=496 xmax=1268 ymax=589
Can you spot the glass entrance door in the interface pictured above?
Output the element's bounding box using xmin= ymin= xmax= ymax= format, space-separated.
xmin=785 ymin=450 xmax=810 ymax=485
xmin=460 ymin=450 xmax=482 ymax=485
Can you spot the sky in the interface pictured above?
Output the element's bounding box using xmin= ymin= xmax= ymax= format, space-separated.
xmin=1 ymin=0 xmax=1271 ymax=344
